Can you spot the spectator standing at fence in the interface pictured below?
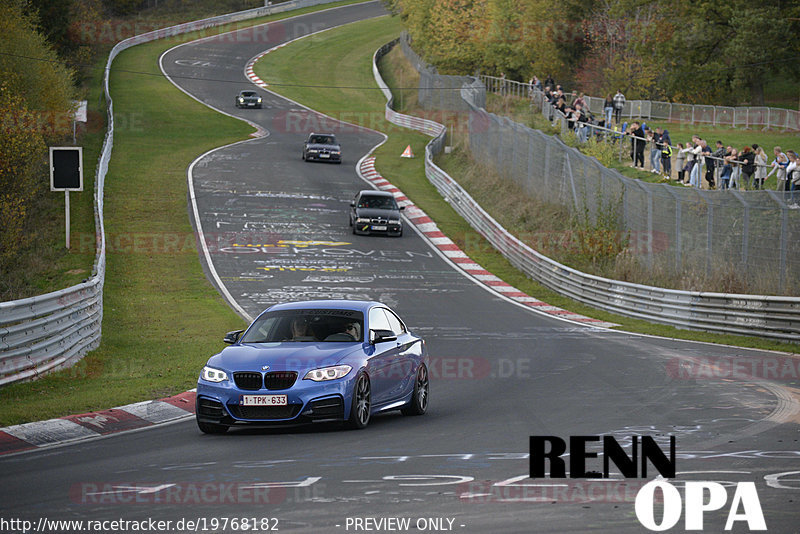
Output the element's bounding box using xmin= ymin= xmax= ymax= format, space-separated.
xmin=660 ymin=138 xmax=673 ymax=178
xmin=702 ymin=140 xmax=715 ymax=188
xmin=712 ymin=141 xmax=726 ymax=185
xmin=786 ymin=150 xmax=800 ymax=208
xmin=628 ymin=121 xmax=646 ymax=168
xmin=613 ymin=89 xmax=626 ymax=124
xmin=720 ymin=150 xmax=734 ymax=190
xmin=689 ymin=139 xmax=704 ymax=188
xmin=603 ymin=94 xmax=614 ymax=127
xmin=739 ymin=146 xmax=756 ymax=190
xmin=574 ymin=104 xmax=591 ymax=143
xmin=729 ymin=147 xmax=741 ymax=189
xmin=753 ymin=146 xmax=768 ymax=190
xmin=676 ymin=142 xmax=687 ymax=182
xmin=648 ymin=128 xmax=662 ymax=173
xmin=766 ymin=146 xmax=789 ymax=191
xmin=680 ymin=141 xmax=696 ymax=185
xmin=544 ymin=73 xmax=555 ymax=88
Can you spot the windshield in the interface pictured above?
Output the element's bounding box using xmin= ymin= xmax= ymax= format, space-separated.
xmin=241 ymin=91 xmax=256 ymax=97
xmin=309 ymin=135 xmax=335 ymax=144
xmin=240 ymin=309 xmax=364 ymax=343
xmin=357 ymin=195 xmax=397 ymax=210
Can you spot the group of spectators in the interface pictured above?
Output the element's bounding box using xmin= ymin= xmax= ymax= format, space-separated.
xmin=627 ymin=128 xmax=799 ymax=207
xmin=526 ymin=76 xmax=800 ymax=206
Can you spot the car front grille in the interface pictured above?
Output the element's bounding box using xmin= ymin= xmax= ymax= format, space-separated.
xmin=230 ymin=404 xmax=302 ymax=420
xmin=264 ymin=371 xmax=297 ymax=390
xmin=370 ymin=218 xmax=388 ymax=224
xmin=233 ymin=372 xmax=263 ymax=390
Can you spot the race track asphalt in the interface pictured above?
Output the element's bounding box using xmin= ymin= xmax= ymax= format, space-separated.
xmin=1 ymin=3 xmax=798 ymax=532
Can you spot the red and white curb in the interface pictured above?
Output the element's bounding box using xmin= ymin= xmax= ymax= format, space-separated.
xmin=0 ymin=391 xmax=196 ymax=456
xmin=358 ymin=156 xmax=618 ymax=329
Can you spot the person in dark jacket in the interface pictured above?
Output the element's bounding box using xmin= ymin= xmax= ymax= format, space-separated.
xmin=628 ymin=121 xmax=646 ymax=168
xmin=702 ymin=142 xmax=715 ymax=188
xmin=739 ymin=146 xmax=756 ymax=190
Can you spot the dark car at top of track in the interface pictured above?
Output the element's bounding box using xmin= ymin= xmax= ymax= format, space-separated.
xmin=302 ymin=132 xmax=342 ymax=163
xmin=195 ymin=300 xmax=428 ymax=433
xmin=349 ymin=190 xmax=404 ymax=237
xmin=235 ymin=90 xmax=262 ymax=108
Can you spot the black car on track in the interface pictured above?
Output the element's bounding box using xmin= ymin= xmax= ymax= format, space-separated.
xmin=349 ymin=190 xmax=404 ymax=237
xmin=235 ymin=90 xmax=262 ymax=108
xmin=302 ymin=132 xmax=342 ymax=163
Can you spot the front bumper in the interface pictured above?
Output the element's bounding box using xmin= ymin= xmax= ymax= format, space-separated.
xmin=354 ymin=220 xmax=403 ymax=236
xmin=196 ymin=377 xmax=352 ymax=426
xmin=304 ymin=151 xmax=341 ymax=162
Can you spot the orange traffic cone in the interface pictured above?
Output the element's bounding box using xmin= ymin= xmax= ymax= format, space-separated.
xmin=400 ymin=145 xmax=414 ymax=158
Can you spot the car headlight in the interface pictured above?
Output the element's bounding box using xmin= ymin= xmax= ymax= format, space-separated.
xmin=238 ymin=97 xmax=244 ymax=102
xmin=257 ymin=97 xmax=262 ymax=103
xmin=201 ymin=366 xmax=229 ymax=383
xmin=303 ymin=365 xmax=352 ymax=382
xmin=307 ymin=149 xmax=318 ymax=153
xmin=389 ymin=219 xmax=401 ymax=224
xmin=356 ymin=217 xmax=370 ymax=223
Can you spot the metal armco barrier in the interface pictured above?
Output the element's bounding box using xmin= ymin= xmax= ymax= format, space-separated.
xmin=375 ymin=38 xmax=800 ymax=342
xmin=0 ymin=0 xmax=347 ymax=386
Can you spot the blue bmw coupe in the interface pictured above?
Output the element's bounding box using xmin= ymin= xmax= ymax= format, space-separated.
xmin=195 ymin=300 xmax=429 ymax=433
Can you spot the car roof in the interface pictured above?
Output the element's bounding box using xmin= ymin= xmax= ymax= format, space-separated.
xmin=309 ymin=132 xmax=335 ymax=136
xmin=357 ymin=190 xmax=395 ymax=198
xmin=239 ymin=90 xmax=256 ymax=94
xmin=263 ymin=300 xmax=382 ymax=314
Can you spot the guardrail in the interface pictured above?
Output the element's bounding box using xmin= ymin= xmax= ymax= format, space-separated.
xmin=0 ymin=0 xmax=348 ymax=386
xmin=374 ymin=38 xmax=800 ymax=342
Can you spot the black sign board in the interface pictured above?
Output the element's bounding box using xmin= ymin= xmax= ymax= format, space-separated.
xmin=50 ymin=147 xmax=83 ymax=191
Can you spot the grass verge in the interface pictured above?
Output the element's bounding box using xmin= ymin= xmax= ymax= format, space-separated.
xmin=0 ymin=0 xmax=366 ymax=427
xmin=255 ymin=18 xmax=799 ymax=355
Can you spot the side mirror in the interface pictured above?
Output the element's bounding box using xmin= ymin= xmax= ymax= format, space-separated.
xmin=399 ymin=206 xmax=405 ymax=211
xmin=370 ymin=329 xmax=397 ymax=344
xmin=350 ymin=202 xmax=355 ymax=207
xmin=223 ymin=330 xmax=244 ymax=344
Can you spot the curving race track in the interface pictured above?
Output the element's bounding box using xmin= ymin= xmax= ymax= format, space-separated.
xmin=1 ymin=3 xmax=799 ymax=532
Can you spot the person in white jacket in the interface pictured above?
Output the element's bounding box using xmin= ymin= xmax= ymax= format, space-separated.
xmin=766 ymin=146 xmax=788 ymax=192
xmin=786 ymin=151 xmax=799 ymax=208
xmin=689 ymin=140 xmax=704 ymax=188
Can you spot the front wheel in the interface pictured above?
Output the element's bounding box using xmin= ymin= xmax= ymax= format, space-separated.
xmin=346 ymin=372 xmax=371 ymax=429
xmin=402 ymin=363 xmax=428 ymax=416
xmin=197 ymin=418 xmax=228 ymax=434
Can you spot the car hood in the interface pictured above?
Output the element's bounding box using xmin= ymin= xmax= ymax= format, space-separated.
xmin=207 ymin=342 xmax=362 ymax=373
xmin=306 ymin=143 xmax=340 ymax=150
xmin=354 ymin=207 xmax=401 ymax=219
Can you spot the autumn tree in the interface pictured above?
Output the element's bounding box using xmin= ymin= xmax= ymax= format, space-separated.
xmin=0 ymin=0 xmax=75 ymax=265
xmin=653 ymin=0 xmax=800 ymax=105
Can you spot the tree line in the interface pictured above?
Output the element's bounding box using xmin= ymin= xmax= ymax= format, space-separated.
xmin=382 ymin=0 xmax=800 ymax=106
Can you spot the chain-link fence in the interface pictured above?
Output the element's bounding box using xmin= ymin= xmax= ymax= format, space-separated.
xmin=400 ymin=35 xmax=800 ymax=295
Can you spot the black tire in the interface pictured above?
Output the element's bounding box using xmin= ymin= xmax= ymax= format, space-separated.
xmin=197 ymin=418 xmax=228 ymax=434
xmin=402 ymin=363 xmax=428 ymax=416
xmin=346 ymin=372 xmax=371 ymax=429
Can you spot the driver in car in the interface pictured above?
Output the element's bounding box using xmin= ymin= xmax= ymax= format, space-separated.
xmin=287 ymin=317 xmax=316 ymax=341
